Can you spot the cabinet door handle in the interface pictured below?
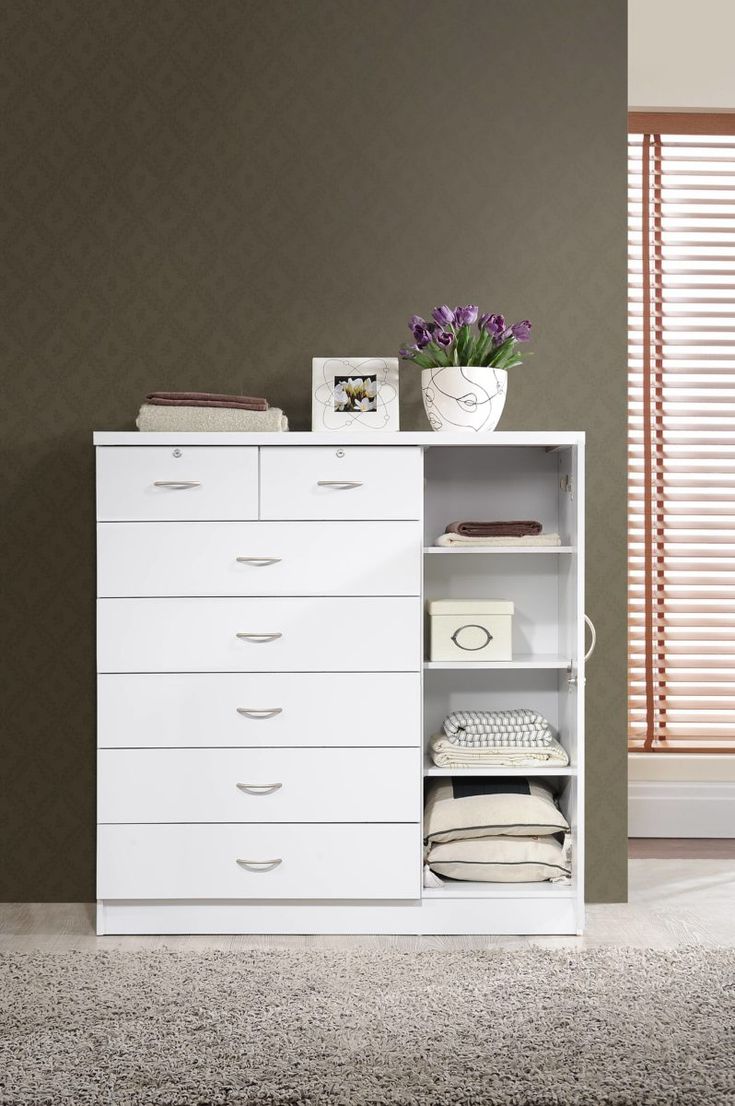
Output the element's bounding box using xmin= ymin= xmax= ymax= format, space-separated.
xmin=236 ymin=632 xmax=282 ymax=643
xmin=236 ymin=782 xmax=283 ymax=795
xmin=236 ymin=707 xmax=283 ymax=719
xmin=236 ymin=858 xmax=282 ymax=872
xmin=236 ymin=557 xmax=282 ymax=566
xmin=152 ymin=480 xmax=201 ymax=489
xmin=316 ymin=480 xmax=363 ymax=489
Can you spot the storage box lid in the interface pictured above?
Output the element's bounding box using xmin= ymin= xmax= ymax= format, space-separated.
xmin=427 ymin=599 xmax=515 ymax=616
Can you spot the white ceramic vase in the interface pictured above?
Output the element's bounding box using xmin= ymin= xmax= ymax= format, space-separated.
xmin=421 ymin=366 xmax=507 ymax=432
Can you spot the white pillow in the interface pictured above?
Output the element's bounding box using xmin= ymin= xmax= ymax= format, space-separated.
xmin=427 ymin=834 xmax=571 ymax=883
xmin=424 ymin=777 xmax=569 ymax=844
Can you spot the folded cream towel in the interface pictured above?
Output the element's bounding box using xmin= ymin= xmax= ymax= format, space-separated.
xmin=435 ymin=532 xmax=561 ymax=547
xmin=430 ymin=734 xmax=570 ymax=768
xmin=136 ymin=404 xmax=288 ymax=432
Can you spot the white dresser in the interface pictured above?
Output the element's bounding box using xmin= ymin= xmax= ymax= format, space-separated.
xmin=95 ymin=431 xmax=585 ymax=935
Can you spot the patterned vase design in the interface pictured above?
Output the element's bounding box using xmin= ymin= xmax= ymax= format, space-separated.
xmin=421 ymin=366 xmax=507 ymax=432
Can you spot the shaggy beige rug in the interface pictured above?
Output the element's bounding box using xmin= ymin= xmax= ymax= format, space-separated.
xmin=0 ymin=947 xmax=733 ymax=1105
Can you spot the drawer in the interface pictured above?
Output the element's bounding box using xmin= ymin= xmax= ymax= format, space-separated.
xmin=97 ymin=521 xmax=421 ymax=597
xmin=98 ymin=823 xmax=421 ymax=899
xmin=98 ymin=747 xmax=420 ymax=823
xmin=96 ymin=447 xmax=258 ymax=521
xmin=259 ymin=446 xmax=422 ymax=520
xmin=97 ymin=597 xmax=420 ymax=672
xmin=97 ymin=672 xmax=421 ymax=748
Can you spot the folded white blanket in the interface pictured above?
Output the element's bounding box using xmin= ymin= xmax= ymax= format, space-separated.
xmin=443 ymin=708 xmax=553 ymax=747
xmin=137 ymin=404 xmax=289 ymax=432
xmin=430 ymin=734 xmax=570 ymax=768
xmin=435 ymin=532 xmax=561 ymax=547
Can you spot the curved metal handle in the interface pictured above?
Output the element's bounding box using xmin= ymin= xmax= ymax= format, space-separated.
xmin=152 ymin=480 xmax=201 ymax=489
xmin=584 ymin=614 xmax=597 ymax=663
xmin=236 ymin=633 xmax=282 ymax=643
xmin=236 ymin=707 xmax=283 ymax=719
xmin=450 ymin=624 xmax=493 ymax=651
xmin=236 ymin=858 xmax=282 ymax=872
xmin=236 ymin=782 xmax=283 ymax=795
xmin=236 ymin=557 xmax=282 ymax=566
xmin=316 ymin=480 xmax=363 ymax=489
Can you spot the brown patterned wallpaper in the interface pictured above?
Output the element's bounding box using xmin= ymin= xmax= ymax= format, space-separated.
xmin=0 ymin=0 xmax=627 ymax=902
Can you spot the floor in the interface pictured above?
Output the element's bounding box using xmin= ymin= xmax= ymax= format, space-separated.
xmin=1 ymin=857 xmax=733 ymax=951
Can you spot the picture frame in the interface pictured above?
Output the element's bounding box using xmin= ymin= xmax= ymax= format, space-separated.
xmin=311 ymin=357 xmax=399 ymax=432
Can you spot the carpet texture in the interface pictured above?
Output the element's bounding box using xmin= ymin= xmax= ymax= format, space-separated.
xmin=1 ymin=947 xmax=733 ymax=1105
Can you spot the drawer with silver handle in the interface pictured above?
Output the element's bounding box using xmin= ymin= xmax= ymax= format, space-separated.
xmin=97 ymin=596 xmax=421 ymax=672
xmin=96 ymin=446 xmax=258 ymax=521
xmin=97 ymin=672 xmax=421 ymax=748
xmin=97 ymin=822 xmax=421 ymax=900
xmin=96 ymin=521 xmax=421 ymax=596
xmin=259 ymin=446 xmax=422 ymax=520
xmin=98 ymin=747 xmax=420 ymax=823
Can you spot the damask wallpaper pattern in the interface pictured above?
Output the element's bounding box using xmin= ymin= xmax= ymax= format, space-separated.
xmin=0 ymin=0 xmax=627 ymax=901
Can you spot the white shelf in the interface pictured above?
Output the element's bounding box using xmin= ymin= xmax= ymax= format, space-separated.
xmin=422 ymin=882 xmax=575 ymax=900
xmin=424 ymin=546 xmax=575 ymax=554
xmin=423 ymin=756 xmax=576 ymax=777
xmin=424 ymin=655 xmax=570 ymax=671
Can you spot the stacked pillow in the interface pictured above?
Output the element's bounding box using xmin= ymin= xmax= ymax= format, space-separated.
xmin=424 ymin=778 xmax=571 ymax=883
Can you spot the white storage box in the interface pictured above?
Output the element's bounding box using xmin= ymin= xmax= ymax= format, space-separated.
xmin=428 ymin=600 xmax=514 ymax=662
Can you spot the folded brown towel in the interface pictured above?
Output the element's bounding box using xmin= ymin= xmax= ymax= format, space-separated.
xmin=146 ymin=391 xmax=269 ymax=411
xmin=445 ymin=520 xmax=543 ymax=538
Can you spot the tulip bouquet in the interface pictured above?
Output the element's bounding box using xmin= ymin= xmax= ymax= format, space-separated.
xmin=400 ymin=305 xmax=532 ymax=370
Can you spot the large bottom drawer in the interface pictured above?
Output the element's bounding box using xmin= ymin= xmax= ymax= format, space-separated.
xmin=98 ymin=747 xmax=420 ymax=823
xmin=98 ymin=823 xmax=421 ymax=900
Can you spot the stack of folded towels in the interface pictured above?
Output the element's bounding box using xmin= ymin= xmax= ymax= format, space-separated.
xmin=430 ymin=708 xmax=569 ymax=768
xmin=136 ymin=391 xmax=288 ymax=432
xmin=424 ymin=777 xmax=571 ymax=885
xmin=435 ymin=520 xmax=561 ymax=547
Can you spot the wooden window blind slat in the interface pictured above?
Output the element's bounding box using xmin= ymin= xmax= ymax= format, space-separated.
xmin=629 ymin=123 xmax=735 ymax=752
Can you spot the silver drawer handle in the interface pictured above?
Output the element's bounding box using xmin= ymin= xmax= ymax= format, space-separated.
xmin=236 ymin=632 xmax=282 ymax=643
xmin=236 ymin=707 xmax=283 ymax=719
xmin=236 ymin=557 xmax=282 ymax=566
xmin=236 ymin=858 xmax=282 ymax=872
xmin=236 ymin=782 xmax=283 ymax=795
xmin=316 ymin=480 xmax=363 ymax=489
xmin=152 ymin=480 xmax=201 ymax=489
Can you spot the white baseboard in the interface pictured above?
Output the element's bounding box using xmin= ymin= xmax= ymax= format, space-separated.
xmin=629 ymin=781 xmax=735 ymax=837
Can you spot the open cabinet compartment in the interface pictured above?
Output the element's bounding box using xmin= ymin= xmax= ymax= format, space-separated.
xmin=421 ymin=442 xmax=584 ymax=927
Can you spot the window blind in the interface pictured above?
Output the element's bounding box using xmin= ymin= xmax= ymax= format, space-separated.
xmin=629 ymin=116 xmax=735 ymax=752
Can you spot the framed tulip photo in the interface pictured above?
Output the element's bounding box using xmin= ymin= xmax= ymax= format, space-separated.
xmin=311 ymin=357 xmax=399 ymax=432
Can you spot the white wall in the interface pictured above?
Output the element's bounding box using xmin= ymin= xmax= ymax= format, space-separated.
xmin=629 ymin=0 xmax=735 ymax=109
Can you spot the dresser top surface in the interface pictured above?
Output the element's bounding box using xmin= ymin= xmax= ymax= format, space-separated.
xmin=93 ymin=431 xmax=585 ymax=447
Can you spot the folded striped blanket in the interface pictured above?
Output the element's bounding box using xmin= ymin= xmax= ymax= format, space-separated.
xmin=443 ymin=708 xmax=553 ymax=747
xmin=430 ymin=734 xmax=569 ymax=768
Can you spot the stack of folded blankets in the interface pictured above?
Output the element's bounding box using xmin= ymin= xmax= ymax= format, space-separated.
xmin=430 ymin=708 xmax=569 ymax=768
xmin=435 ymin=520 xmax=561 ymax=547
xmin=136 ymin=391 xmax=288 ymax=432
xmin=424 ymin=777 xmax=572 ymax=885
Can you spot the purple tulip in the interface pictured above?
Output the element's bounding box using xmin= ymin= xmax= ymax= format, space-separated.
xmin=454 ymin=304 xmax=478 ymax=327
xmin=400 ymin=344 xmax=419 ymax=359
xmin=432 ymin=305 xmax=456 ymax=327
xmin=409 ymin=315 xmax=426 ymax=330
xmin=481 ymin=313 xmax=506 ymax=339
xmin=412 ymin=323 xmax=432 ymax=349
xmin=434 ymin=329 xmax=454 ymax=349
xmin=510 ymin=319 xmax=532 ymax=342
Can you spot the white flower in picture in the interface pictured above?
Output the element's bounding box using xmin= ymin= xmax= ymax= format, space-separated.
xmin=312 ymin=357 xmax=399 ymax=431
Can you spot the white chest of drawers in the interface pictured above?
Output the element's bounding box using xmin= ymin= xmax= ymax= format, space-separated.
xmin=95 ymin=431 xmax=585 ymax=936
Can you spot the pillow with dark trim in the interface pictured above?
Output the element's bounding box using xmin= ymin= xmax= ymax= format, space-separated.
xmin=424 ymin=777 xmax=569 ymax=844
xmin=427 ymin=834 xmax=571 ymax=883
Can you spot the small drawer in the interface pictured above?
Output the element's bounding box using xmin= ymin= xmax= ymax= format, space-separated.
xmin=97 ymin=823 xmax=421 ymax=899
xmin=97 ymin=596 xmax=421 ymax=672
xmin=98 ymin=747 xmax=420 ymax=823
xmin=97 ymin=672 xmax=421 ymax=748
xmin=96 ymin=447 xmax=258 ymax=521
xmin=259 ymin=446 xmax=422 ymax=520
xmin=97 ymin=521 xmax=421 ymax=597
